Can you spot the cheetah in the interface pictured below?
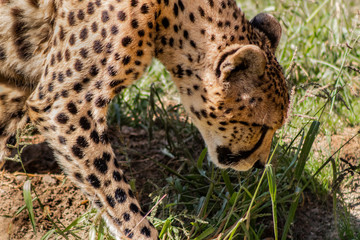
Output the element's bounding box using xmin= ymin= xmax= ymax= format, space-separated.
xmin=0 ymin=0 xmax=289 ymax=239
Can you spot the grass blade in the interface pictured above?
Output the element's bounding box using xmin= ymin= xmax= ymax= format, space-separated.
xmin=40 ymin=229 xmax=55 ymax=240
xmin=294 ymin=121 xmax=320 ymax=181
xmin=194 ymin=226 xmax=215 ymax=240
xmin=197 ymin=148 xmax=208 ymax=170
xmin=23 ymin=180 xmax=36 ymax=234
xmin=63 ymin=211 xmax=90 ymax=232
xmin=282 ymin=121 xmax=320 ymax=239
xmin=221 ymin=170 xmax=234 ymax=196
xmin=159 ymin=218 xmax=171 ymax=238
xmin=281 ymin=187 xmax=301 ymax=240
xmin=266 ymin=164 xmax=278 ymax=240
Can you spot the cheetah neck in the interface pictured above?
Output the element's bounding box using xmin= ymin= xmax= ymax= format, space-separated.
xmin=153 ymin=0 xmax=253 ymax=85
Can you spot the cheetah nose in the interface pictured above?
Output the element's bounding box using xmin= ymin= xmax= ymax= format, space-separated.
xmin=253 ymin=159 xmax=264 ymax=169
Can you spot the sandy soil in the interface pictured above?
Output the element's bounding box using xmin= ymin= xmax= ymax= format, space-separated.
xmin=0 ymin=126 xmax=186 ymax=240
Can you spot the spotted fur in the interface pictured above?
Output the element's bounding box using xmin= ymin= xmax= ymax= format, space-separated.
xmin=0 ymin=0 xmax=289 ymax=239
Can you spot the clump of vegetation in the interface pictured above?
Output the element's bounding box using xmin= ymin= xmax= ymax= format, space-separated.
xmin=106 ymin=1 xmax=359 ymax=238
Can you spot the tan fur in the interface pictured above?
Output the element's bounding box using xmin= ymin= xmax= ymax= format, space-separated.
xmin=0 ymin=0 xmax=289 ymax=239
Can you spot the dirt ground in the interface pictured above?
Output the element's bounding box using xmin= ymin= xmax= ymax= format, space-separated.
xmin=311 ymin=127 xmax=360 ymax=235
xmin=0 ymin=126 xmax=175 ymax=240
xmin=0 ymin=126 xmax=359 ymax=240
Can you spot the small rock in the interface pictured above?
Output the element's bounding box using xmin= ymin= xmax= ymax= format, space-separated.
xmin=42 ymin=175 xmax=56 ymax=185
xmin=15 ymin=175 xmax=27 ymax=183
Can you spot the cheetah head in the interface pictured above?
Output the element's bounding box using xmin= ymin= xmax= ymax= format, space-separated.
xmin=183 ymin=13 xmax=289 ymax=171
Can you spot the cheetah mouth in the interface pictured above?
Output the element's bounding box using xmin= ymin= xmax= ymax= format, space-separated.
xmin=216 ymin=125 xmax=269 ymax=166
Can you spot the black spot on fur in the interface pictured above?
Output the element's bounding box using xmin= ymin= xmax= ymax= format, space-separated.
xmin=106 ymin=195 xmax=116 ymax=207
xmin=72 ymin=145 xmax=84 ymax=159
xmin=67 ymin=102 xmax=78 ymax=114
xmin=110 ymin=79 xmax=124 ymax=88
xmin=101 ymin=11 xmax=110 ymax=22
xmin=74 ymin=172 xmax=83 ymax=182
xmin=76 ymin=136 xmax=89 ymax=148
xmin=208 ymin=0 xmax=214 ymax=7
xmin=87 ymin=2 xmax=95 ymax=14
xmin=189 ymin=13 xmax=195 ymax=22
xmin=111 ymin=25 xmax=119 ymax=35
xmin=91 ymin=22 xmax=98 ymax=33
xmin=56 ymin=113 xmax=69 ymax=124
xmin=115 ymin=188 xmax=127 ymax=203
xmin=77 ymin=9 xmax=85 ymax=20
xmin=85 ymin=92 xmax=93 ymax=102
xmin=87 ymin=174 xmax=101 ymax=188
xmin=79 ymin=27 xmax=88 ymax=40
xmin=141 ymin=227 xmax=151 ymax=237
xmin=162 ymin=17 xmax=170 ymax=28
xmin=73 ymin=83 xmax=83 ymax=93
xmin=198 ymin=6 xmax=205 ymax=17
xmin=74 ymin=59 xmax=83 ymax=71
xmin=79 ymin=116 xmax=91 ymax=130
xmin=90 ymin=130 xmax=100 ymax=144
xmin=108 ymin=65 xmax=117 ymax=76
xmin=93 ymin=40 xmax=103 ymax=53
xmin=178 ymin=0 xmax=185 ymax=11
xmin=68 ymin=11 xmax=75 ymax=25
xmin=122 ymin=36 xmax=132 ymax=47
xmin=131 ymin=0 xmax=138 ymax=7
xmin=124 ymin=229 xmax=134 ymax=239
xmin=131 ymin=19 xmax=139 ymax=29
xmin=140 ymin=3 xmax=149 ymax=14
xmin=100 ymin=132 xmax=109 ymax=144
xmin=102 ymin=152 xmax=111 ymax=162
xmin=58 ymin=136 xmax=66 ymax=144
xmin=94 ymin=156 xmax=108 ymax=174
xmin=12 ymin=20 xmax=33 ymax=60
xmin=113 ymin=171 xmax=122 ymax=181
xmin=95 ymin=97 xmax=109 ymax=108
xmin=130 ymin=203 xmax=139 ymax=213
xmin=123 ymin=213 xmax=130 ymax=221
xmin=173 ymin=64 xmax=184 ymax=78
xmin=118 ymin=11 xmax=126 ymax=21
xmin=89 ymin=65 xmax=99 ymax=76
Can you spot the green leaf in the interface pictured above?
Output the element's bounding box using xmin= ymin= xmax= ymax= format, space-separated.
xmin=63 ymin=211 xmax=89 ymax=232
xmin=159 ymin=218 xmax=171 ymax=238
xmin=221 ymin=170 xmax=234 ymax=196
xmin=194 ymin=226 xmax=215 ymax=240
xmin=197 ymin=148 xmax=208 ymax=170
xmin=281 ymin=187 xmax=302 ymax=240
xmin=294 ymin=121 xmax=320 ymax=181
xmin=40 ymin=229 xmax=55 ymax=240
xmin=266 ymin=164 xmax=278 ymax=240
xmin=23 ymin=180 xmax=36 ymax=234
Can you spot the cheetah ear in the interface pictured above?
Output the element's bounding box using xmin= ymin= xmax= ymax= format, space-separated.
xmin=250 ymin=13 xmax=282 ymax=53
xmin=218 ymin=45 xmax=267 ymax=79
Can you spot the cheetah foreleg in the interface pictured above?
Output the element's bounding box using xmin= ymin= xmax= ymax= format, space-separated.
xmin=26 ymin=88 xmax=158 ymax=240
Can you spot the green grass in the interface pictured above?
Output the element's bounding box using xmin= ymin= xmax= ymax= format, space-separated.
xmin=106 ymin=1 xmax=360 ymax=238
xmin=6 ymin=0 xmax=359 ymax=239
xmin=113 ymin=1 xmax=358 ymax=239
